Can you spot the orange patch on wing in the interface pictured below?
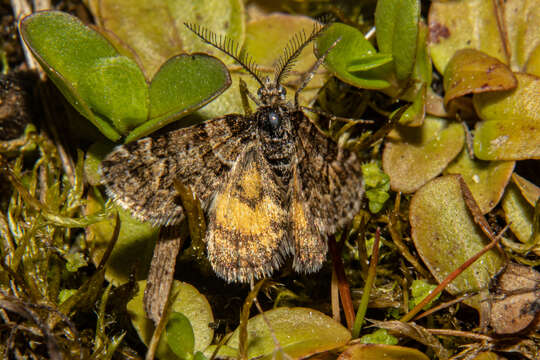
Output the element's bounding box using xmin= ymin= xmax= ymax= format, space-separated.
xmin=239 ymin=164 xmax=262 ymax=200
xmin=214 ymin=192 xmax=285 ymax=238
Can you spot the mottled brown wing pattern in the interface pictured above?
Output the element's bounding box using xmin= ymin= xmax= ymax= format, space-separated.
xmin=206 ymin=144 xmax=290 ymax=283
xmin=290 ymin=166 xmax=327 ymax=273
xmin=99 ymin=114 xmax=254 ymax=226
xmin=292 ymin=112 xmax=364 ymax=236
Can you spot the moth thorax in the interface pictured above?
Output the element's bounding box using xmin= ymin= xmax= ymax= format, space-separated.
xmin=257 ymin=106 xmax=294 ymax=186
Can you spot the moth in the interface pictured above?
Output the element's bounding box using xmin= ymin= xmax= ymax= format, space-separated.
xmin=100 ymin=22 xmax=365 ymax=283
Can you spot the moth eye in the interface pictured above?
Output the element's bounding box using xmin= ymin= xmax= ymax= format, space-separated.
xmin=257 ymin=88 xmax=263 ymax=97
xmin=268 ymin=111 xmax=280 ymax=129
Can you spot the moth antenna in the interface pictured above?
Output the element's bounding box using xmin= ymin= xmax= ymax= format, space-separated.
xmin=184 ymin=23 xmax=264 ymax=86
xmin=273 ymin=20 xmax=331 ymax=86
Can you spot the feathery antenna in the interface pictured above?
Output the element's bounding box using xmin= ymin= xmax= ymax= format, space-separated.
xmin=273 ymin=20 xmax=331 ymax=86
xmin=184 ymin=23 xmax=264 ymax=86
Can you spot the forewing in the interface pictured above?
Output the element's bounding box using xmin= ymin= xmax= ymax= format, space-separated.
xmin=206 ymin=144 xmax=290 ymax=283
xmin=100 ymin=114 xmax=254 ymax=226
xmin=293 ymin=112 xmax=364 ymax=235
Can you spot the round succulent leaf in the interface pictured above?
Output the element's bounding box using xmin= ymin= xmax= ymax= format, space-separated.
xmin=473 ymin=73 xmax=540 ymax=160
xmin=193 ymin=72 xmax=258 ymax=121
xmin=443 ymin=49 xmax=517 ymax=107
xmin=19 ymin=11 xmax=118 ymax=86
xmin=445 ymin=149 xmax=515 ymax=214
xmin=375 ymin=0 xmax=420 ymax=81
xmin=244 ymin=14 xmax=318 ymax=73
xmin=410 ymin=175 xmax=505 ymax=310
xmin=382 ymin=116 xmax=465 ymax=193
xmin=512 ymin=173 xmax=540 ymax=207
xmin=166 ymin=312 xmax=195 ymax=360
xmin=78 ymin=56 xmax=149 ymax=135
xmin=127 ymin=280 xmax=214 ymax=359
xmin=243 ymin=14 xmax=329 ymax=106
xmin=316 ymin=23 xmax=391 ymax=90
xmin=504 ymin=0 xmax=540 ymax=71
xmin=125 ymin=54 xmax=231 ymax=143
xmin=502 ymin=183 xmax=540 ymax=250
xmin=224 ymin=307 xmax=351 ymax=360
xmin=85 ymin=187 xmax=157 ymax=286
xmin=428 ymin=0 xmax=509 ymax=74
xmin=337 ymin=344 xmax=429 ymax=360
xmin=95 ymin=0 xmax=244 ymax=78
xmin=19 ymin=10 xmax=123 ymax=141
xmin=525 ymin=43 xmax=540 ymax=77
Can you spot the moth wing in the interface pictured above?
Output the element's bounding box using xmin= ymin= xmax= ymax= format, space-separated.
xmin=293 ymin=112 xmax=364 ymax=235
xmin=290 ymin=166 xmax=327 ymax=273
xmin=100 ymin=114 xmax=253 ymax=226
xmin=206 ymin=144 xmax=290 ymax=283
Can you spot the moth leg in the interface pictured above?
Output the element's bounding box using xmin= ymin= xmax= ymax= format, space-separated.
xmin=300 ymin=106 xmax=374 ymax=124
xmin=239 ymin=78 xmax=260 ymax=115
xmin=294 ymin=37 xmax=341 ymax=108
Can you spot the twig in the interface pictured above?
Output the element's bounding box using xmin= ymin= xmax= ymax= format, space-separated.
xmin=328 ymin=235 xmax=355 ymax=330
xmin=11 ymin=0 xmax=41 ymax=75
xmin=331 ymin=268 xmax=340 ymax=322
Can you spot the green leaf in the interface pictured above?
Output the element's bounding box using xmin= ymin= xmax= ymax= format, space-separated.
xmin=166 ymin=312 xmax=195 ymax=360
xmin=525 ymin=43 xmax=540 ymax=76
xmin=473 ymin=73 xmax=540 ymax=160
xmin=360 ymin=329 xmax=398 ymax=345
xmin=86 ymin=186 xmax=157 ymax=286
xmin=409 ymin=279 xmax=440 ymax=310
xmin=443 ymin=49 xmax=517 ymax=107
xmin=504 ymin=0 xmax=540 ymax=71
xmin=58 ymin=289 xmax=77 ymax=304
xmin=502 ymin=183 xmax=540 ymax=249
xmin=410 ymin=175 xmax=505 ymax=310
xmin=223 ymin=307 xmax=351 ymax=360
xmin=127 ymin=281 xmax=214 ymax=360
xmin=93 ymin=0 xmax=245 ymax=78
xmin=361 ymin=162 xmax=390 ymax=214
xmin=78 ymin=56 xmax=149 ymax=134
xmin=125 ymin=54 xmax=231 ymax=142
xmin=243 ymin=14 xmax=328 ymax=107
xmin=375 ymin=0 xmax=420 ymax=80
xmin=20 ymin=10 xmax=233 ymax=144
xmin=445 ymin=149 xmax=515 ymax=214
xmin=338 ymin=344 xmax=429 ymax=360
xmin=64 ymin=252 xmax=87 ymax=272
xmin=397 ymin=84 xmax=425 ymax=126
xmin=19 ymin=10 xmax=123 ymax=141
xmin=346 ymin=53 xmax=393 ymax=72
xmin=428 ymin=0 xmax=509 ymax=74
xmin=193 ymin=352 xmax=208 ymax=360
xmin=382 ymin=116 xmax=465 ymax=193
xmin=316 ymin=23 xmax=391 ymax=89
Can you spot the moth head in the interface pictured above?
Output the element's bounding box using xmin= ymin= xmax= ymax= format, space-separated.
xmin=257 ymin=77 xmax=287 ymax=106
